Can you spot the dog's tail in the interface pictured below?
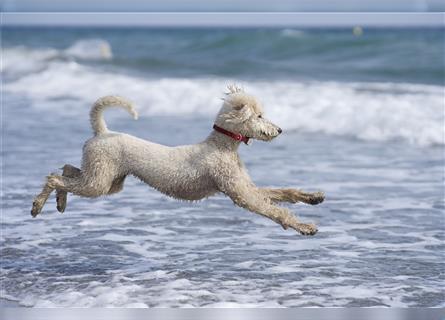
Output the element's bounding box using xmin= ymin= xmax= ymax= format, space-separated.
xmin=90 ymin=95 xmax=138 ymax=135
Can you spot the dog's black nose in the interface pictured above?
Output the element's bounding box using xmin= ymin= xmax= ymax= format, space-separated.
xmin=278 ymin=128 xmax=282 ymax=134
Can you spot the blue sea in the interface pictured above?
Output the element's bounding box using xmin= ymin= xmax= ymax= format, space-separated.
xmin=1 ymin=27 xmax=444 ymax=307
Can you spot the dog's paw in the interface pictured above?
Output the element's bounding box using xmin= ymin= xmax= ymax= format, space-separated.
xmin=307 ymin=192 xmax=325 ymax=205
xmin=56 ymin=192 xmax=67 ymax=213
xmin=297 ymin=223 xmax=318 ymax=236
xmin=31 ymin=200 xmax=42 ymax=217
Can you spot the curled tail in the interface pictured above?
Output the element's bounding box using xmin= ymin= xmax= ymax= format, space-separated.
xmin=90 ymin=95 xmax=138 ymax=135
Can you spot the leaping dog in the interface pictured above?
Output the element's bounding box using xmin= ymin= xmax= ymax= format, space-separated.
xmin=31 ymin=85 xmax=324 ymax=235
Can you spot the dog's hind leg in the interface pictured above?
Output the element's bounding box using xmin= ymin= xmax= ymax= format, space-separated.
xmin=261 ymin=188 xmax=324 ymax=205
xmin=31 ymin=173 xmax=57 ymax=217
xmin=47 ymin=169 xmax=116 ymax=199
xmin=56 ymin=164 xmax=81 ymax=213
xmin=107 ymin=175 xmax=127 ymax=195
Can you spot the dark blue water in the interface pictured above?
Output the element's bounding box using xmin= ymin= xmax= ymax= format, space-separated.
xmin=3 ymin=27 xmax=444 ymax=84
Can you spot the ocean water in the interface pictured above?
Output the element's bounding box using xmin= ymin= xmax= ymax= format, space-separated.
xmin=1 ymin=27 xmax=444 ymax=307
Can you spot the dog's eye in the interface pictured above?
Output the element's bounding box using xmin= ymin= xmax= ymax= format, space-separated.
xmin=258 ymin=115 xmax=263 ymax=119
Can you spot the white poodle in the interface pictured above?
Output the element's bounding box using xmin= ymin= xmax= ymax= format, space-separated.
xmin=31 ymin=85 xmax=324 ymax=235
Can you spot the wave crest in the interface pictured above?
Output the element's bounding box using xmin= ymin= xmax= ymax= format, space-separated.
xmin=2 ymin=39 xmax=112 ymax=77
xmin=280 ymin=29 xmax=305 ymax=38
xmin=3 ymin=42 xmax=443 ymax=147
xmin=65 ymin=39 xmax=113 ymax=60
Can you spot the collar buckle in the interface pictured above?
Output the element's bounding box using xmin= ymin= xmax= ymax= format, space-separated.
xmin=213 ymin=124 xmax=250 ymax=145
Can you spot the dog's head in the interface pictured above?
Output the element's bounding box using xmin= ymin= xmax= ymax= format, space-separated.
xmin=214 ymin=85 xmax=282 ymax=142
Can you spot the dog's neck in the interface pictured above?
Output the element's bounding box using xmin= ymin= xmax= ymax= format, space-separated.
xmin=206 ymin=129 xmax=243 ymax=151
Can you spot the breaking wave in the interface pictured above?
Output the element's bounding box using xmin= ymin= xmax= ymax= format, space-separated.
xmin=2 ymin=42 xmax=444 ymax=147
xmin=2 ymin=39 xmax=112 ymax=77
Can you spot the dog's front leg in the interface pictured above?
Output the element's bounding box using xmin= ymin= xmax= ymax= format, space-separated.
xmin=217 ymin=180 xmax=317 ymax=236
xmin=261 ymin=188 xmax=324 ymax=205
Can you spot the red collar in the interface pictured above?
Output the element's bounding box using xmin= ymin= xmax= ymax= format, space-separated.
xmin=213 ymin=124 xmax=250 ymax=145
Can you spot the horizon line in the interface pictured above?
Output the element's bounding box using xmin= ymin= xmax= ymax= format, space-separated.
xmin=2 ymin=12 xmax=444 ymax=27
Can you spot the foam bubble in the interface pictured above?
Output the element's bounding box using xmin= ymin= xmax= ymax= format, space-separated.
xmin=30 ymin=282 xmax=149 ymax=307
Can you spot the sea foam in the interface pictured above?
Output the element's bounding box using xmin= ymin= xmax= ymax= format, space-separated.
xmin=3 ymin=43 xmax=444 ymax=147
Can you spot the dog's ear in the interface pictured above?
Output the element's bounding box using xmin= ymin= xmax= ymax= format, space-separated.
xmin=222 ymin=105 xmax=252 ymax=123
xmin=222 ymin=98 xmax=247 ymax=111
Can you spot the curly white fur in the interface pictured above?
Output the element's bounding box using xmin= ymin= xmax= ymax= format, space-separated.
xmin=31 ymin=85 xmax=324 ymax=236
xmin=90 ymin=96 xmax=138 ymax=135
